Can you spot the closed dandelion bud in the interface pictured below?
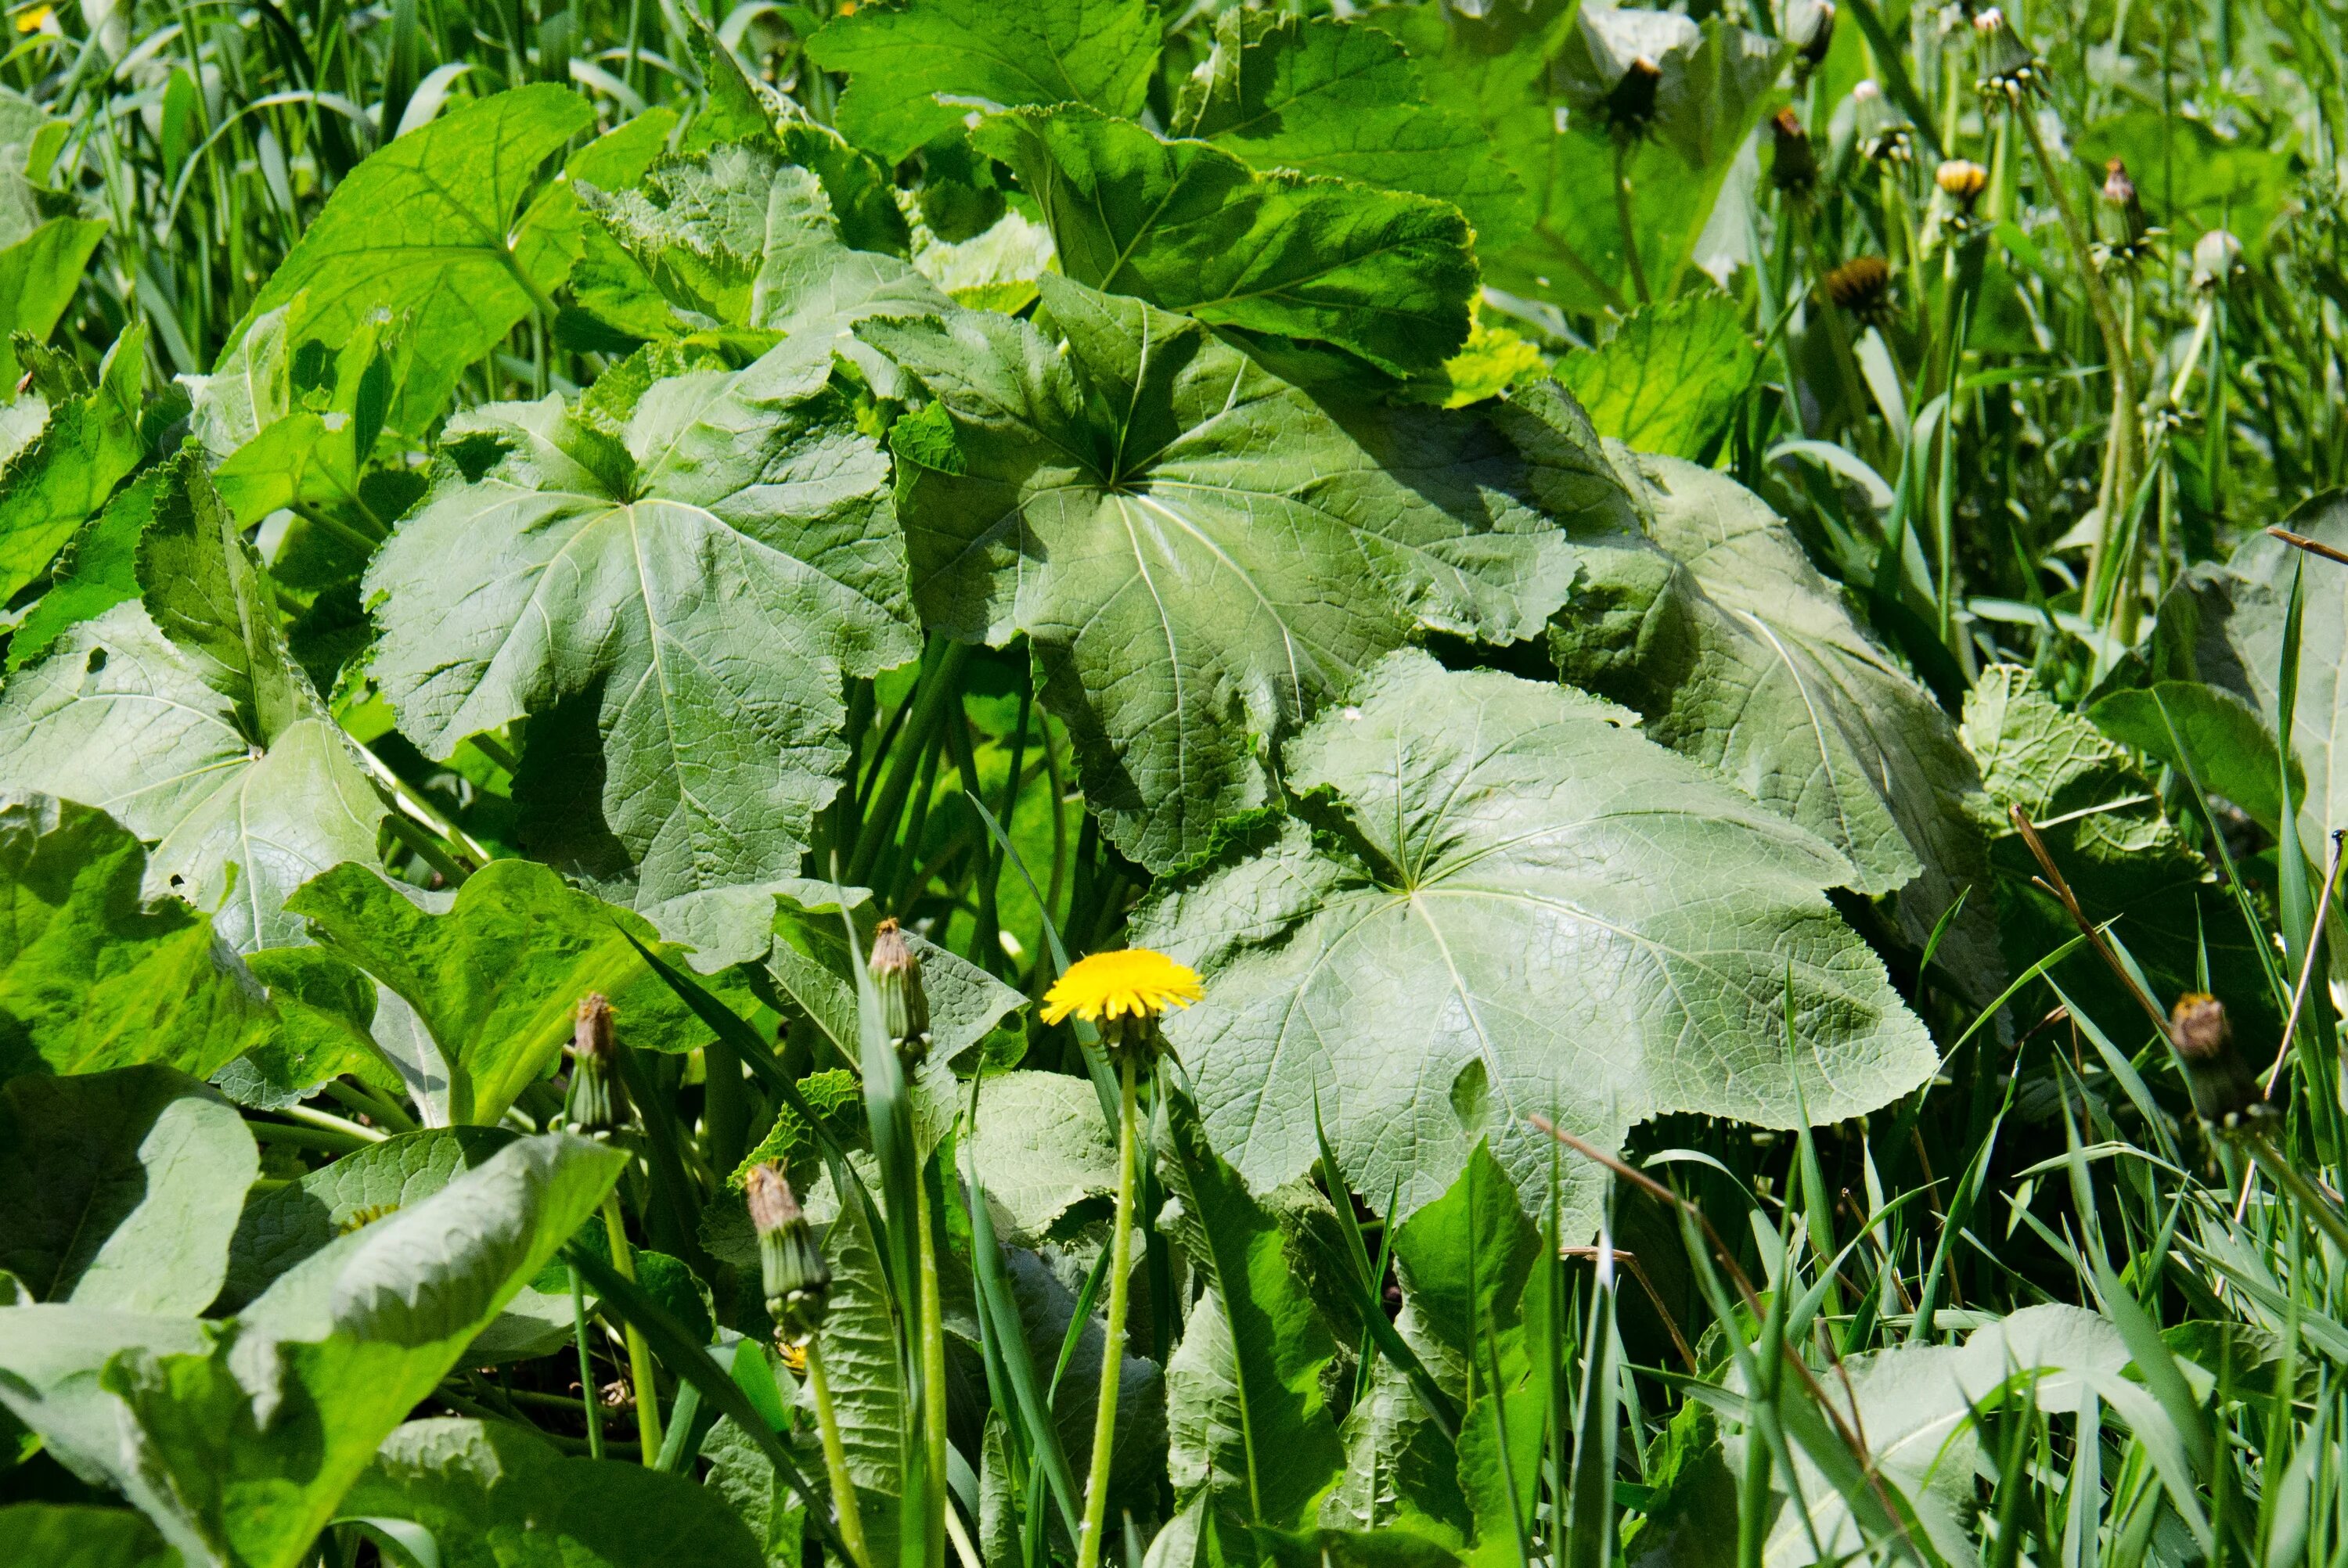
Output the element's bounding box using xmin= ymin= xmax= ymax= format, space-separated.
xmin=868 ymin=917 xmax=930 ymax=1059
xmin=2169 ymin=993 xmax=2263 ymax=1127
xmin=1972 ymin=8 xmax=2042 ymax=100
xmin=1824 ymin=257 xmax=1895 ymax=324
xmin=565 ymin=993 xmax=628 ymax=1136
xmin=747 ymin=1162 xmax=831 ymax=1342
xmin=2097 ymin=157 xmax=2152 ymax=261
xmin=1769 ymin=109 xmax=1818 ymax=198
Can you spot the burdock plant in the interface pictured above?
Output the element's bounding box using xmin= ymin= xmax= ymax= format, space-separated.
xmin=1041 ymin=949 xmax=1204 ymax=1568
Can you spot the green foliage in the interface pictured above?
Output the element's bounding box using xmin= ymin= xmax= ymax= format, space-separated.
xmin=1157 ymin=1086 xmax=1347 ymax=1530
xmin=345 ymin=1417 xmax=765 ymax=1566
xmin=1961 ymin=664 xmax=2273 ymax=1035
xmin=283 ymin=858 xmax=742 ymax=1125
xmin=0 ymin=1066 xmax=257 ymax=1312
xmin=1137 ymin=649 xmax=1936 ymax=1228
xmin=1556 ymin=297 xmax=1755 ymax=459
xmin=0 ymin=795 xmax=274 ymax=1084
xmin=0 ymin=456 xmax=387 ymax=953
xmin=228 ymin=85 xmax=596 ymax=433
xmin=4 ymin=2 xmax=2344 ymax=1563
xmin=974 ymin=106 xmax=1475 ymax=378
xmin=865 ymin=277 xmax=1587 ymax=872
xmin=805 ymin=0 xmax=1162 ymax=164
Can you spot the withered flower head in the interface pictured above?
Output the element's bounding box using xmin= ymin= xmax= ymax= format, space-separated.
xmin=1853 ymin=79 xmax=1913 ymax=164
xmin=2168 ymin=992 xmax=2266 ymax=1127
xmin=868 ymin=917 xmax=931 ymax=1059
xmin=564 ymin=992 xmax=628 ymax=1135
xmin=1769 ymin=108 xmax=1818 ymax=197
xmin=1824 ymin=257 xmax=1895 ymax=323
xmin=2095 ymin=156 xmax=2154 ymax=264
xmin=1794 ymin=0 xmax=1836 ymax=74
xmin=2191 ymin=228 xmax=2244 ymax=292
xmin=747 ymin=1161 xmax=832 ymax=1342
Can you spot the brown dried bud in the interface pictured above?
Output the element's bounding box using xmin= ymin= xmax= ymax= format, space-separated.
xmin=2097 ymin=156 xmax=2151 ymax=259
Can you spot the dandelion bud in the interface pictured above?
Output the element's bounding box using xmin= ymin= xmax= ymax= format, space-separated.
xmin=747 ymin=1162 xmax=831 ymax=1342
xmin=868 ymin=918 xmax=931 ymax=1060
xmin=565 ymin=993 xmax=629 ymax=1136
xmin=1769 ymin=108 xmax=1818 ymax=198
xmin=2097 ymin=156 xmax=2152 ymax=261
xmin=2169 ymin=993 xmax=2263 ymax=1127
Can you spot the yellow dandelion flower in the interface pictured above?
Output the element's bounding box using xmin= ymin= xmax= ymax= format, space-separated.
xmin=16 ymin=5 xmax=54 ymax=31
xmin=1041 ymin=948 xmax=1204 ymax=1027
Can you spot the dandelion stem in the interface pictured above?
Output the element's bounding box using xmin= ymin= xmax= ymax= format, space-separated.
xmin=1077 ymin=1056 xmax=1138 ymax=1568
xmin=804 ymin=1336 xmax=872 ymax=1568
xmin=599 ymin=1193 xmax=662 ymax=1464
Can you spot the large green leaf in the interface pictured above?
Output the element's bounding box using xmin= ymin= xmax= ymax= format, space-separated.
xmin=861 ymin=278 xmax=1595 ymax=872
xmin=0 ymin=795 xmax=273 ymax=1084
xmin=1959 ymin=664 xmax=2271 ymax=1041
xmin=363 ymin=340 xmax=920 ymax=962
xmin=573 ymin=140 xmax=947 ymax=383
xmin=0 ymin=324 xmax=145 ymax=604
xmin=966 ymin=1070 xmax=1116 ymax=1243
xmin=2088 ymin=680 xmax=2292 ymax=835
xmin=226 ymin=85 xmax=596 ymax=433
xmin=342 ymin=1418 xmax=765 ymax=1566
xmin=1135 ymin=649 xmax=1936 ymax=1229
xmin=0 ymin=1066 xmax=256 ymax=1313
xmin=282 ymin=859 xmax=739 ymax=1126
xmin=1545 ymin=437 xmax=2000 ymax=997
xmin=1388 ymin=1145 xmax=1547 ymax=1563
xmin=0 ymin=1505 xmax=180 ymax=1568
xmin=115 ymin=1135 xmax=625 ymax=1568
xmin=217 ymin=1126 xmax=516 ymax=1310
xmin=0 ymin=455 xmax=387 ymax=953
xmin=972 ymin=106 xmax=1475 ymax=378
xmin=1555 ymin=298 xmax=1754 ymax=460
xmin=8 ymin=466 xmax=157 ymax=673
xmin=0 ymin=218 xmax=107 ymax=392
xmin=1158 ymin=1088 xmax=1347 ymax=1529
xmin=804 ymin=0 xmax=1162 ymax=164
xmin=1171 ymin=10 xmax=1532 ymax=254
xmin=0 ymin=1134 xmax=625 ymax=1568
